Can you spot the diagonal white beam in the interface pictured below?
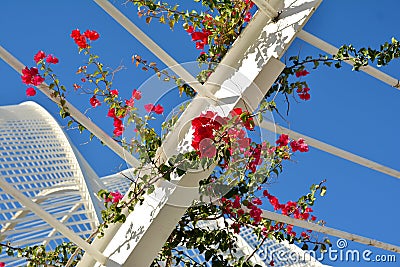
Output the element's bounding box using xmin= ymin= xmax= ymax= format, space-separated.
xmin=297 ymin=30 xmax=400 ymax=88
xmin=0 ymin=45 xmax=140 ymax=168
xmin=260 ymin=120 xmax=400 ymax=179
xmin=78 ymin=1 xmax=321 ymax=266
xmin=42 ymin=202 xmax=83 ymax=247
xmin=94 ymin=0 xmax=216 ymax=100
xmin=0 ymin=177 xmax=107 ymax=264
xmin=260 ymin=209 xmax=400 ymax=253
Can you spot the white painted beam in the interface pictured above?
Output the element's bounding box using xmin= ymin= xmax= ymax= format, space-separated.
xmin=260 ymin=208 xmax=400 ymax=253
xmin=260 ymin=120 xmax=400 ymax=179
xmin=297 ymin=30 xmax=400 ymax=88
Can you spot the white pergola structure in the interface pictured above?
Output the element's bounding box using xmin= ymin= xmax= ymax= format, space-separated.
xmin=1 ymin=0 xmax=400 ymax=266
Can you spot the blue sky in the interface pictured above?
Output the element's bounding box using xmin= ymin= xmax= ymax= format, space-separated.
xmin=1 ymin=1 xmax=399 ymax=266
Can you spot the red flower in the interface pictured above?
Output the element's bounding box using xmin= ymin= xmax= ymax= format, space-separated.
xmin=46 ymin=54 xmax=59 ymax=64
xmin=89 ymin=96 xmax=101 ymax=108
xmin=32 ymin=75 xmax=44 ymax=86
xmin=311 ymin=215 xmax=317 ymax=221
xmin=244 ymin=11 xmax=252 ymax=22
xmin=290 ymin=138 xmax=309 ymax=152
xmin=110 ymin=89 xmax=119 ymax=96
xmin=295 ymin=69 xmax=310 ymax=77
xmin=252 ymin=198 xmax=262 ymax=205
xmin=132 ymin=89 xmax=142 ymax=100
xmin=84 ymin=30 xmax=100 ymax=41
xmin=110 ymin=191 xmax=123 ymax=203
xmin=196 ymin=41 xmax=205 ymax=50
xmin=298 ymin=87 xmax=311 ymax=101
xmin=75 ymin=35 xmax=88 ymax=49
xmin=144 ymin=103 xmax=154 ymax=113
xmin=34 ymin=50 xmax=46 ymax=63
xmin=21 ymin=67 xmax=40 ymax=85
xmin=276 ymin=134 xmax=289 ymax=147
xmin=70 ymin=29 xmax=81 ymax=39
xmin=144 ymin=103 xmax=164 ymax=114
xmin=26 ymin=87 xmax=36 ymax=97
xmin=153 ymin=104 xmax=164 ymax=114
xmin=125 ymin=98 xmax=135 ymax=107
xmin=186 ymin=25 xmax=194 ymax=34
xmin=191 ymin=31 xmax=206 ymax=42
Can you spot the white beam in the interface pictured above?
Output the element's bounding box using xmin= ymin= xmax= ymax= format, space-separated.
xmin=93 ymin=0 xmax=216 ymax=101
xmin=0 ymin=177 xmax=107 ymax=265
xmin=260 ymin=209 xmax=400 ymax=253
xmin=0 ymin=45 xmax=140 ymax=168
xmin=77 ymin=1 xmax=321 ymax=266
xmin=260 ymin=120 xmax=400 ymax=179
xmin=297 ymin=30 xmax=400 ymax=88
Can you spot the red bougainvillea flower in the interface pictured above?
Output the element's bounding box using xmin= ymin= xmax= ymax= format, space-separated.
xmin=297 ymin=87 xmax=310 ymax=101
xmin=45 ymin=54 xmax=59 ymax=64
xmin=144 ymin=104 xmax=154 ymax=113
xmin=153 ymin=104 xmax=164 ymax=114
xmin=89 ymin=96 xmax=101 ymax=108
xmin=144 ymin=103 xmax=164 ymax=114
xmin=84 ymin=30 xmax=100 ymax=41
xmin=21 ymin=67 xmax=43 ymax=85
xmin=185 ymin=25 xmax=194 ymax=34
xmin=0 ymin=262 xmax=5 ymax=267
xmin=275 ymin=134 xmax=289 ymax=147
xmin=110 ymin=89 xmax=119 ymax=96
xmin=244 ymin=11 xmax=252 ymax=22
xmin=132 ymin=89 xmax=142 ymax=100
xmin=110 ymin=191 xmax=123 ymax=203
xmin=75 ymin=35 xmax=88 ymax=49
xmin=26 ymin=87 xmax=36 ymax=97
xmin=245 ymin=0 xmax=255 ymax=8
xmin=290 ymin=138 xmax=309 ymax=152
xmin=34 ymin=50 xmax=46 ymax=63
xmin=191 ymin=29 xmax=211 ymax=50
xmin=32 ymin=75 xmax=45 ymax=86
xmin=113 ymin=118 xmax=124 ymax=136
xmin=295 ymin=69 xmax=310 ymax=77
xmin=70 ymin=29 xmax=81 ymax=39
xmin=125 ymin=98 xmax=134 ymax=107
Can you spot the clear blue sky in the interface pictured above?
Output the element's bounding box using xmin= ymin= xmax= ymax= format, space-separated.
xmin=1 ymin=1 xmax=399 ymax=266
